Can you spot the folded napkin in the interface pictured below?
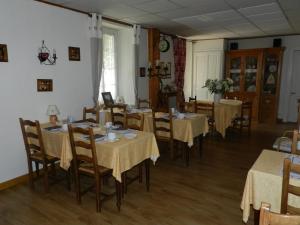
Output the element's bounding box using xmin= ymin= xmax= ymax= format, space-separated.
xmin=44 ymin=126 xmax=62 ymax=132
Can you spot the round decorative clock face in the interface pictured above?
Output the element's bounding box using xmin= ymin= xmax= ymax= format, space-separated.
xmin=159 ymin=39 xmax=170 ymax=52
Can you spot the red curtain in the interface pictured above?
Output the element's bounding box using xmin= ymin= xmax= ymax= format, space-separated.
xmin=173 ymin=37 xmax=186 ymax=92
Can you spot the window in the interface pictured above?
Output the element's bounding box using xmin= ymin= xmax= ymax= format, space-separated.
xmin=100 ymin=30 xmax=117 ymax=100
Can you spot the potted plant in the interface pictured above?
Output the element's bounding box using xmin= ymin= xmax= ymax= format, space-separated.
xmin=202 ymin=78 xmax=233 ymax=103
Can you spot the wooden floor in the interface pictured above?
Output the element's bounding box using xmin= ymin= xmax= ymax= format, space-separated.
xmin=0 ymin=123 xmax=294 ymax=225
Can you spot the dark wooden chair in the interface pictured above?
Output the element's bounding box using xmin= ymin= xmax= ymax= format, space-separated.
xmin=123 ymin=113 xmax=145 ymax=192
xmin=189 ymin=96 xmax=197 ymax=102
xmin=232 ymin=101 xmax=252 ymax=135
xmin=110 ymin=104 xmax=127 ymax=128
xmin=19 ymin=118 xmax=69 ymax=192
xmin=138 ymin=98 xmax=151 ymax=109
xmin=195 ymin=101 xmax=215 ymax=132
xmin=152 ymin=109 xmax=190 ymax=166
xmin=281 ymin=157 xmax=300 ymax=215
xmin=260 ymin=202 xmax=300 ymax=225
xmin=68 ymin=125 xmax=121 ymax=212
xmin=83 ymin=107 xmax=99 ymax=124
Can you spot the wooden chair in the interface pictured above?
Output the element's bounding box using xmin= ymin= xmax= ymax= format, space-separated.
xmin=68 ymin=125 xmax=120 ymax=212
xmin=83 ymin=107 xmax=99 ymax=124
xmin=183 ymin=102 xmax=196 ymax=113
xmin=292 ymin=129 xmax=300 ymax=155
xmin=138 ymin=98 xmax=151 ymax=109
xmin=281 ymin=157 xmax=300 ymax=215
xmin=110 ymin=104 xmax=127 ymax=128
xmin=195 ymin=101 xmax=215 ymax=132
xmin=189 ymin=96 xmax=197 ymax=102
xmin=19 ymin=118 xmax=69 ymax=192
xmin=124 ymin=113 xmax=145 ymax=191
xmin=152 ymin=109 xmax=190 ymax=166
xmin=260 ymin=203 xmax=300 ymax=225
xmin=232 ymin=101 xmax=253 ymax=135
xmin=273 ymin=100 xmax=300 ymax=152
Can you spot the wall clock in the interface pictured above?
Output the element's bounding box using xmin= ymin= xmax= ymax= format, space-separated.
xmin=159 ymin=37 xmax=170 ymax=52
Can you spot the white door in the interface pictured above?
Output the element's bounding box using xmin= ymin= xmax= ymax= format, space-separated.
xmin=192 ymin=51 xmax=223 ymax=100
xmin=287 ymin=50 xmax=300 ymax=122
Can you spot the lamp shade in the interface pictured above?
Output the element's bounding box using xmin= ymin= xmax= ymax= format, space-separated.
xmin=46 ymin=105 xmax=60 ymax=116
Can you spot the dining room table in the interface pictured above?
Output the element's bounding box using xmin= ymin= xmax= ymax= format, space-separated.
xmin=37 ymin=122 xmax=160 ymax=183
xmin=241 ymin=149 xmax=300 ymax=224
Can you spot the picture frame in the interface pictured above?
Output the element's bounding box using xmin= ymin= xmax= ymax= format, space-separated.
xmin=101 ymin=92 xmax=114 ymax=107
xmin=160 ymin=62 xmax=171 ymax=79
xmin=68 ymin=47 xmax=80 ymax=61
xmin=0 ymin=44 xmax=8 ymax=62
xmin=37 ymin=79 xmax=53 ymax=92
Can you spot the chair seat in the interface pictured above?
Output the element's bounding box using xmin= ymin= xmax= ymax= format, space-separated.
xmin=78 ymin=163 xmax=112 ymax=175
xmin=30 ymin=152 xmax=59 ymax=162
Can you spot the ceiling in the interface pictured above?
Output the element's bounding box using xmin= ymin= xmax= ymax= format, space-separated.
xmin=42 ymin=0 xmax=300 ymax=40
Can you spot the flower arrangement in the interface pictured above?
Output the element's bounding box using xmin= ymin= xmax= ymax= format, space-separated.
xmin=203 ymin=78 xmax=233 ymax=94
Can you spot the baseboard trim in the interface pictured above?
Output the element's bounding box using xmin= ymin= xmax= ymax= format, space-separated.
xmin=0 ymin=174 xmax=28 ymax=191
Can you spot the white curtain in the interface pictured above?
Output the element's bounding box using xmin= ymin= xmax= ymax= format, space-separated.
xmin=183 ymin=41 xmax=193 ymax=101
xmin=133 ymin=24 xmax=141 ymax=106
xmin=89 ymin=13 xmax=103 ymax=106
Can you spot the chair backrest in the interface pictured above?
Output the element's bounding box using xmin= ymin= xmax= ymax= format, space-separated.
xmin=189 ymin=96 xmax=197 ymax=102
xmin=241 ymin=101 xmax=253 ymax=121
xmin=281 ymin=157 xmax=300 ymax=214
xmin=110 ymin=104 xmax=127 ymax=128
xmin=291 ymin=130 xmax=300 ymax=155
xmin=260 ymin=203 xmax=300 ymax=225
xmin=184 ymin=102 xmax=196 ymax=113
xmin=68 ymin=125 xmax=99 ymax=177
xmin=19 ymin=118 xmax=46 ymax=159
xmin=195 ymin=101 xmax=214 ymax=118
xmin=138 ymin=98 xmax=151 ymax=109
xmin=125 ymin=113 xmax=144 ymax=131
xmin=152 ymin=108 xmax=173 ymax=140
xmin=83 ymin=107 xmax=99 ymax=124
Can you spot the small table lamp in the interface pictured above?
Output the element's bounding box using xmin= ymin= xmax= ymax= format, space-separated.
xmin=46 ymin=105 xmax=60 ymax=124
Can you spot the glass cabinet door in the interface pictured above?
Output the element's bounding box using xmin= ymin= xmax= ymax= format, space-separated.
xmin=263 ymin=53 xmax=278 ymax=95
xmin=229 ymin=57 xmax=241 ymax=91
xmin=244 ymin=56 xmax=258 ymax=92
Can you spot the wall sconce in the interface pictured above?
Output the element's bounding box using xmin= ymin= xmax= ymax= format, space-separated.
xmin=38 ymin=40 xmax=57 ymax=65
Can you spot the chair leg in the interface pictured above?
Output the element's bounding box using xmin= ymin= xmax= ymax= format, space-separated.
xmin=73 ymin=166 xmax=81 ymax=204
xmin=35 ymin=161 xmax=40 ymax=177
xmin=51 ymin=162 xmax=56 ymax=176
xmin=184 ymin=144 xmax=190 ymax=167
xmin=145 ymin=159 xmax=150 ymax=192
xmin=138 ymin=165 xmax=143 ymax=183
xmin=43 ymin=162 xmax=49 ymax=193
xmin=28 ymin=160 xmax=34 ymax=190
xmin=95 ymin=177 xmax=101 ymax=212
xmin=115 ymin=179 xmax=121 ymax=211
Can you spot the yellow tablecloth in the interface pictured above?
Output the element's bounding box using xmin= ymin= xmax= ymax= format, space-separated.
xmin=214 ymin=102 xmax=241 ymax=138
xmin=143 ymin=113 xmax=209 ymax=147
xmin=40 ymin=124 xmax=159 ymax=182
xmin=241 ymin=149 xmax=300 ymax=223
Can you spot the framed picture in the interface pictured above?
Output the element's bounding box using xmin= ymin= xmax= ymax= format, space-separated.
xmin=68 ymin=47 xmax=80 ymax=61
xmin=0 ymin=44 xmax=8 ymax=62
xmin=160 ymin=62 xmax=171 ymax=79
xmin=101 ymin=92 xmax=114 ymax=107
xmin=37 ymin=79 xmax=53 ymax=92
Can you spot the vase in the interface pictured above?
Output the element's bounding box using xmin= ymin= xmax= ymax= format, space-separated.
xmin=214 ymin=93 xmax=222 ymax=103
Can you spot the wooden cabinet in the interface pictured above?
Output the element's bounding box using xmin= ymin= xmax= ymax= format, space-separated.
xmin=225 ymin=49 xmax=263 ymax=121
xmin=259 ymin=48 xmax=284 ymax=123
xmin=225 ymin=48 xmax=284 ymax=123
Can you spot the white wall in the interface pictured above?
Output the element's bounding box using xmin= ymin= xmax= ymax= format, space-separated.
xmin=137 ymin=29 xmax=149 ymax=100
xmin=0 ymin=0 xmax=93 ymax=182
xmin=228 ymin=35 xmax=300 ymax=122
